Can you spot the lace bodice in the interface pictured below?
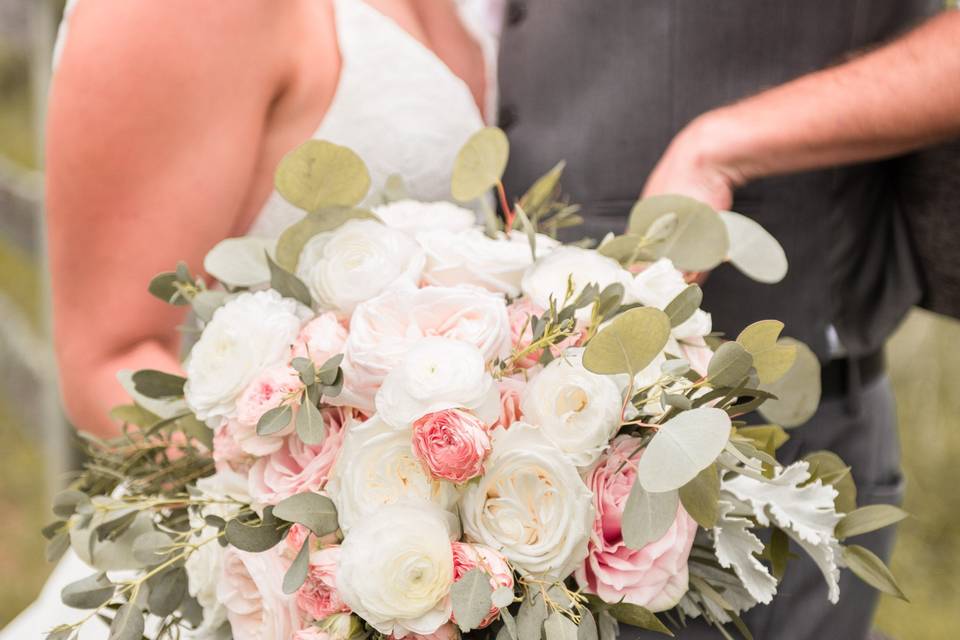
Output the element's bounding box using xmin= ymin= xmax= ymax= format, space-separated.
xmin=248 ymin=0 xmax=487 ymax=237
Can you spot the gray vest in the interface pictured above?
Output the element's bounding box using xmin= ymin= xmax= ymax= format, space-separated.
xmin=499 ymin=0 xmax=942 ymax=361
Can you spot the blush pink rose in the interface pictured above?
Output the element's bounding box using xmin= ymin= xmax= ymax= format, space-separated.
xmin=236 ymin=364 xmax=303 ymax=430
xmin=451 ymin=542 xmax=514 ymax=628
xmin=492 ymin=376 xmax=525 ymax=430
xmin=293 ymin=313 xmax=349 ymax=366
xmin=218 ymin=547 xmax=302 ymax=640
xmin=411 ymin=409 xmax=492 ymax=483
xmin=575 ymin=436 xmax=697 ymax=612
xmin=247 ymin=407 xmax=353 ymax=506
xmin=213 ymin=420 xmax=255 ymax=474
xmin=297 ymin=546 xmax=351 ymax=622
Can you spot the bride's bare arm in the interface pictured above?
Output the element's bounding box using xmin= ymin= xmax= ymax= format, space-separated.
xmin=47 ymin=2 xmax=295 ymax=437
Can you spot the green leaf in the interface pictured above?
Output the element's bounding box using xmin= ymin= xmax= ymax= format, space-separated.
xmin=637 ymin=408 xmax=731 ymax=493
xmin=737 ymin=425 xmax=790 ymax=453
xmin=266 ymin=252 xmax=313 ymax=307
xmin=719 ymin=211 xmax=788 ymax=284
xmin=596 ymin=283 xmax=626 ymax=320
xmin=577 ymin=609 xmax=599 ymax=640
xmin=60 ymin=572 xmax=115 ymax=609
xmin=224 ymin=508 xmax=285 ymax=552
xmin=257 ymin=404 xmax=293 ymax=436
xmin=292 ymin=357 xmax=316 ymax=386
xmin=836 ymin=505 xmax=908 ymax=540
xmin=514 ymin=203 xmax=538 ymax=260
xmin=596 ymin=234 xmax=655 ymax=265
xmin=706 ymin=342 xmax=754 ymax=388
xmin=501 ymin=607 xmax=519 ymax=640
xmin=53 ymin=490 xmax=91 ymax=519
xmin=736 ymin=320 xmax=797 ymax=385
xmin=679 ymin=463 xmax=720 ymax=528
xmin=842 ymin=544 xmax=907 ymax=601
xmin=492 ymin=585 xmax=515 ymax=609
xmin=606 ymin=603 xmax=673 ymax=636
xmin=108 ymin=403 xmax=161 ymax=428
xmin=148 ymin=272 xmax=189 ymax=306
xmin=582 ymin=307 xmax=671 ymax=376
xmin=108 ymin=603 xmax=145 ymax=640
xmin=146 ymin=567 xmax=187 ymax=617
xmin=757 ymin=338 xmax=821 ymax=428
xmin=451 ymin=126 xmax=510 ymax=202
xmin=132 ymin=531 xmax=174 ymax=566
xmin=317 ymin=353 xmax=344 ymax=386
xmin=131 ymin=370 xmax=186 ymax=399
xmin=283 ymin=536 xmax=312 ymax=594
xmin=275 ymin=207 xmax=378 ymax=271
xmin=804 ymin=451 xmax=857 ymax=513
xmin=544 ymin=613 xmax=579 ymax=640
xmin=628 ymin=194 xmax=728 ymax=272
xmin=519 ymin=161 xmax=565 ymax=217
xmin=46 ymin=532 xmax=71 ymax=563
xmin=380 ymin=173 xmax=410 ymax=203
xmin=273 ymin=492 xmax=339 ymax=537
xmin=203 ymin=236 xmax=275 ymax=286
xmin=643 ymin=212 xmax=680 ymax=243
xmin=768 ymin=527 xmax=790 ymax=579
xmin=450 ymin=567 xmax=494 ymax=632
xmin=275 ymin=140 xmax=371 ymax=212
xmin=622 ymin=482 xmax=679 ymax=549
xmin=663 ymin=284 xmax=703 ymax=328
xmin=517 ymin=590 xmax=548 ymax=640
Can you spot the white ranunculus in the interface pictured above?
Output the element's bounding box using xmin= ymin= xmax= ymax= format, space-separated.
xmin=185 ymin=290 xmax=308 ymax=421
xmin=296 ymin=219 xmax=425 ymax=316
xmin=376 ymin=337 xmax=500 ymax=428
xmin=417 ymin=228 xmax=559 ymax=297
xmin=461 ymin=423 xmax=594 ymax=580
xmin=337 ymin=501 xmax=455 ymax=638
xmin=520 ymin=350 xmax=624 ymax=467
xmin=373 ymin=199 xmax=477 ymax=235
xmin=521 ymin=246 xmax=633 ymax=320
xmin=326 ymin=416 xmax=460 ymax=534
xmin=630 ymin=258 xmax=712 ymax=339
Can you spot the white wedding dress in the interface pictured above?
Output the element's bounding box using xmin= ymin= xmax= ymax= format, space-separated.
xmin=3 ymin=0 xmax=493 ymax=637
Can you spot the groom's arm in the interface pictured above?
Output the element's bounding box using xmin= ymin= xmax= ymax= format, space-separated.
xmin=642 ymin=10 xmax=960 ymax=210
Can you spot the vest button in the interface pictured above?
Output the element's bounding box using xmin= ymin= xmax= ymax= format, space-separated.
xmin=506 ymin=1 xmax=527 ymax=27
xmin=498 ymin=105 xmax=518 ymax=131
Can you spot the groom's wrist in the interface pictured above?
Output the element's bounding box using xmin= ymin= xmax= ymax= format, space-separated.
xmin=678 ymin=108 xmax=758 ymax=189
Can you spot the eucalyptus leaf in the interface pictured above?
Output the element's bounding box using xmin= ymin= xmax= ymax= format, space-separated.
xmin=544 ymin=613 xmax=578 ymax=640
xmin=582 ymin=307 xmax=671 ymax=376
xmin=663 ymin=284 xmax=702 ymax=328
xmin=492 ymin=586 xmax=515 ymax=609
xmin=131 ymin=370 xmax=186 ymax=399
xmin=622 ymin=482 xmax=679 ymax=549
xmin=191 ymin=290 xmax=230 ymax=323
xmin=53 ymin=490 xmax=91 ymax=519
xmin=643 ymin=212 xmax=680 ymax=243
xmin=46 ymin=532 xmax=71 ymax=563
xmin=514 ymin=203 xmax=538 ymax=260
xmin=275 ymin=140 xmax=371 ymax=212
xmin=61 ymin=573 xmax=114 ymax=609
xmin=292 ymin=357 xmax=316 ymax=386
xmin=275 ymin=207 xmax=378 ymax=271
xmin=835 ymin=505 xmax=908 ymax=540
xmin=736 ymin=320 xmax=797 ymax=384
xmin=132 ymin=531 xmax=174 ymax=566
xmin=706 ymin=342 xmax=753 ymax=388
xmin=108 ymin=404 xmax=161 ymax=428
xmin=283 ymin=536 xmax=312 ymax=594
xmin=450 ymin=568 xmax=494 ymax=632
xmin=804 ymin=451 xmax=857 ymax=513
xmin=679 ymin=463 xmax=720 ymax=528
xmin=257 ymin=404 xmax=293 ymax=437
xmin=224 ymin=508 xmax=285 ymax=553
xmin=719 ymin=211 xmax=788 ymax=284
xmin=146 ymin=567 xmax=187 ymax=617
xmin=273 ymin=492 xmax=339 ymax=537
xmin=317 ymin=353 xmax=344 ymax=386
xmin=768 ymin=527 xmax=790 ymax=580
xmin=517 ymin=591 xmax=548 ymax=640
xmin=577 ymin=609 xmax=599 ymax=640
xmin=628 ymin=194 xmax=728 ymax=272
xmin=596 ymin=234 xmax=653 ymax=265
xmin=296 ymin=395 xmax=327 ymax=445
xmin=148 ymin=272 xmax=188 ymax=305
xmin=519 ymin=161 xmax=565 ymax=217
xmin=606 ymin=603 xmax=673 ymax=636
xmin=451 ymin=127 xmax=510 ymax=202
xmin=842 ymin=544 xmax=907 ymax=600
xmin=266 ymin=252 xmax=313 ymax=307
xmin=757 ymin=338 xmax=821 ymax=428
xmin=203 ymin=236 xmax=275 ymax=286
xmin=638 ymin=408 xmax=731 ymax=493
xmin=108 ymin=603 xmax=144 ymax=640
xmin=737 ymin=425 xmax=790 ymax=453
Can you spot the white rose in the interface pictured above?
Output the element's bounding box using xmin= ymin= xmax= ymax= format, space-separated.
xmin=520 ymin=350 xmax=624 ymax=467
xmin=337 ymin=501 xmax=455 ymax=638
xmin=521 ymin=247 xmax=633 ymax=320
xmin=296 ymin=219 xmax=425 ymax=316
xmin=326 ymin=416 xmax=460 ymax=533
xmin=417 ymin=228 xmax=559 ymax=297
xmin=185 ymin=290 xmax=308 ymax=421
xmin=461 ymin=423 xmax=594 ymax=580
xmin=376 ymin=337 xmax=500 ymax=428
xmin=630 ymin=258 xmax=712 ymax=339
xmin=373 ymin=199 xmax=476 ymax=235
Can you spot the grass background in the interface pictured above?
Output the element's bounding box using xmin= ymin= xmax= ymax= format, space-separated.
xmin=1 ymin=15 xmax=959 ymax=638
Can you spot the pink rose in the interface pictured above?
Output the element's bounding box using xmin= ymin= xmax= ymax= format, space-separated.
xmin=390 ymin=622 xmax=460 ymax=640
xmin=218 ymin=547 xmax=302 ymax=640
xmin=247 ymin=407 xmax=352 ymax=506
xmin=451 ymin=542 xmax=514 ymax=628
xmin=506 ymin=298 xmax=580 ymax=368
xmin=297 ymin=546 xmax=351 ymax=622
xmin=493 ymin=376 xmax=525 ymax=430
xmin=236 ymin=364 xmax=303 ymax=431
xmin=678 ymin=336 xmax=713 ymax=378
xmin=293 ymin=313 xmax=349 ymax=366
xmin=295 ymin=629 xmax=331 ymax=640
xmin=411 ymin=409 xmax=492 ymax=483
xmin=213 ymin=420 xmax=254 ymax=474
xmin=575 ymin=436 xmax=697 ymax=612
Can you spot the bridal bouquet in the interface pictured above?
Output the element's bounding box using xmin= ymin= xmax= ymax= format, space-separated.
xmin=45 ymin=128 xmax=906 ymax=640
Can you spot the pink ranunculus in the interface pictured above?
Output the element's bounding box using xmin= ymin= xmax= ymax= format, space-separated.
xmin=293 ymin=312 xmax=349 ymax=366
xmin=411 ymin=409 xmax=492 ymax=483
xmin=493 ymin=376 xmax=525 ymax=430
xmin=212 ymin=420 xmax=254 ymax=474
xmin=451 ymin=542 xmax=514 ymax=628
xmin=236 ymin=364 xmax=303 ymax=431
xmin=297 ymin=546 xmax=351 ymax=622
xmin=247 ymin=407 xmax=352 ymax=506
xmin=390 ymin=622 xmax=461 ymax=640
xmin=575 ymin=436 xmax=697 ymax=612
xmin=218 ymin=546 xmax=302 ymax=640
xmin=506 ymin=298 xmax=581 ymax=368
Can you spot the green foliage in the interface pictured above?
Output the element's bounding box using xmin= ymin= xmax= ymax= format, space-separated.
xmin=450 ymin=567 xmax=493 ymax=632
xmin=275 ymin=207 xmax=377 ymax=272
xmin=273 ymin=492 xmax=339 ymax=537
xmin=283 ymin=537 xmax=312 ymax=594
xmin=707 ymin=342 xmax=754 ymax=388
xmin=451 ymin=127 xmax=510 ymax=202
xmin=719 ymin=210 xmax=788 ymax=284
xmin=544 ymin=612 xmax=578 ymax=640
xmin=108 ymin=603 xmax=145 ymax=640
xmin=736 ymin=320 xmax=797 ymax=384
xmin=131 ymin=370 xmax=186 ymax=399
xmin=622 ymin=482 xmax=679 ymax=549
xmin=266 ymin=252 xmax=313 ymax=307
xmin=663 ymin=284 xmax=702 ymax=327
xmin=628 ymin=194 xmax=729 ymax=272
xmin=757 ymin=338 xmax=821 ymax=427
xmin=60 ymin=573 xmax=114 ymax=609
xmin=836 ymin=505 xmax=909 ymax=540
xmin=582 ymin=307 xmax=671 ymax=376
xmin=843 ymin=544 xmax=907 ymax=601
xmin=224 ymin=508 xmax=286 ymax=553
xmin=275 ymin=140 xmax=371 ymax=212
xmin=637 ymin=408 xmax=731 ymax=493
xmin=679 ymin=463 xmax=720 ymax=528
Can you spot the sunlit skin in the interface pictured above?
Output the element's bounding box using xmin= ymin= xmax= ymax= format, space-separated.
xmin=47 ymin=0 xmax=485 ymax=438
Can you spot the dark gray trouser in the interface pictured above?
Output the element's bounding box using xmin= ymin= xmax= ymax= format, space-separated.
xmin=622 ymin=375 xmax=904 ymax=640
